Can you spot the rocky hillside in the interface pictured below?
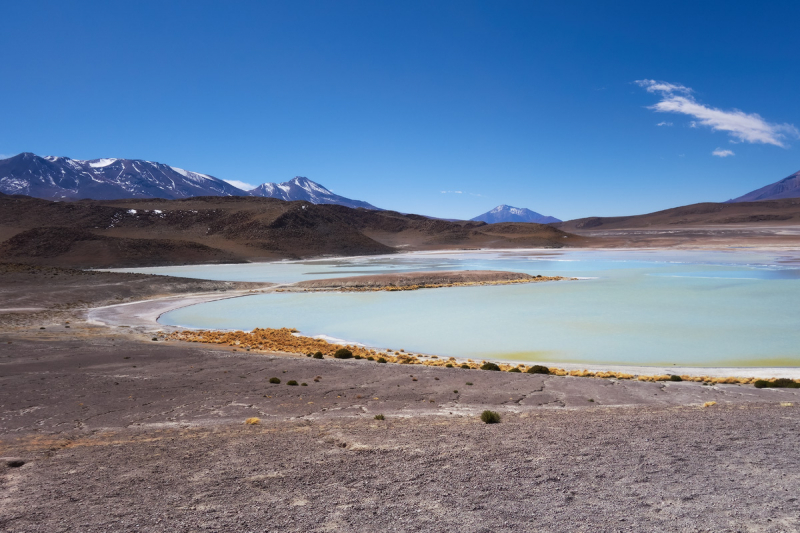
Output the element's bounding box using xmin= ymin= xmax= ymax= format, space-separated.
xmin=0 ymin=193 xmax=583 ymax=268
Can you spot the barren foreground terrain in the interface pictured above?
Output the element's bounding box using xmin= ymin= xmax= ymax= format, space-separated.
xmin=1 ymin=266 xmax=799 ymax=532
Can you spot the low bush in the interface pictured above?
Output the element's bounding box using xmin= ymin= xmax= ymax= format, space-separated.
xmin=334 ymin=348 xmax=353 ymax=359
xmin=313 ymin=352 xmax=324 ymax=359
xmin=354 ymin=354 xmax=363 ymax=359
xmin=287 ymin=380 xmax=298 ymax=386
xmin=301 ymin=382 xmax=308 ymax=386
xmin=453 ymin=390 xmax=458 ymax=393
xmin=445 ymin=363 xmax=454 ymax=368
xmin=461 ymin=364 xmax=471 ymax=369
xmin=480 ymin=410 xmax=501 ymax=424
xmin=669 ymin=375 xmax=683 ymax=382
xmin=508 ymin=367 xmax=521 ymax=373
xmin=527 ymin=365 xmax=550 ymax=375
xmin=374 ymin=414 xmax=385 ymax=420
xmin=755 ymin=378 xmax=800 ymax=389
xmin=466 ymin=382 xmax=473 ymax=386
xmin=269 ymin=377 xmax=281 ymax=384
xmin=367 ymin=356 xmax=375 ymax=361
xmin=377 ymin=357 xmax=387 ymax=364
xmin=306 ymin=353 xmax=312 ymax=357
xmin=480 ymin=362 xmax=501 ymax=371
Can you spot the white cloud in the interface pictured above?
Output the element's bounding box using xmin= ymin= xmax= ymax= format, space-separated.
xmin=636 ymin=80 xmax=798 ymax=147
xmin=440 ymin=190 xmax=463 ymax=194
xmin=635 ymin=79 xmax=692 ymax=94
xmin=712 ymin=148 xmax=735 ymax=157
xmin=656 ymin=121 xmax=673 ymax=127
xmin=224 ymin=179 xmax=257 ymax=190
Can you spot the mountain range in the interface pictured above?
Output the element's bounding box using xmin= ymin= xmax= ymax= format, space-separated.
xmin=471 ymin=205 xmax=561 ymax=224
xmin=0 ymin=153 xmax=377 ymax=210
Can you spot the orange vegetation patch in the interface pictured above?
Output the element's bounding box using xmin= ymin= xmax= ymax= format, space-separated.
xmin=164 ymin=328 xmax=797 ymax=386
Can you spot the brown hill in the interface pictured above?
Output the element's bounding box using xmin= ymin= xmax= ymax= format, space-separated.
xmin=0 ymin=194 xmax=583 ymax=268
xmin=557 ymin=198 xmax=800 ymax=232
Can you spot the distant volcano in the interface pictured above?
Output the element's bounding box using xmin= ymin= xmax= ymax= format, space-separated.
xmin=727 ymin=169 xmax=800 ymax=202
xmin=247 ymin=176 xmax=379 ymax=210
xmin=471 ymin=204 xmax=561 ymax=224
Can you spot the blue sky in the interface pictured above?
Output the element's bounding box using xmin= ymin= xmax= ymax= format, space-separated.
xmin=1 ymin=0 xmax=798 ymax=220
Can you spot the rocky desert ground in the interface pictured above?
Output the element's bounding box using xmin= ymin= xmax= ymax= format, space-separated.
xmin=1 ymin=264 xmax=799 ymax=532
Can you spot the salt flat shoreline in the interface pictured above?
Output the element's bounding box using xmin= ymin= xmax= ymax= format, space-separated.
xmin=88 ymin=277 xmax=800 ymax=380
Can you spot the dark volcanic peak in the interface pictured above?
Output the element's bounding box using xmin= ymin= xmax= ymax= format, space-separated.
xmin=471 ymin=204 xmax=561 ymax=224
xmin=248 ymin=176 xmax=379 ymax=210
xmin=727 ymin=169 xmax=800 ymax=203
xmin=0 ymin=152 xmax=248 ymax=201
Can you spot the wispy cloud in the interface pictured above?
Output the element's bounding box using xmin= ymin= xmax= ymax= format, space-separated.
xmin=712 ymin=148 xmax=735 ymax=157
xmin=224 ymin=179 xmax=257 ymax=190
xmin=656 ymin=121 xmax=673 ymax=127
xmin=440 ymin=190 xmax=463 ymax=194
xmin=635 ymin=79 xmax=799 ymax=147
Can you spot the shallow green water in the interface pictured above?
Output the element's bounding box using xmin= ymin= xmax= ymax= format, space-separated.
xmin=137 ymin=249 xmax=800 ymax=367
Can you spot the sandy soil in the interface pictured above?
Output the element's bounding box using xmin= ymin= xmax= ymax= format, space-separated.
xmin=1 ymin=265 xmax=799 ymax=531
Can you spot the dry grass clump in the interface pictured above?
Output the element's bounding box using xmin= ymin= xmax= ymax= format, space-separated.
xmin=702 ymin=401 xmax=717 ymax=408
xmin=780 ymin=402 xmax=794 ymax=407
xmin=245 ymin=417 xmax=260 ymax=425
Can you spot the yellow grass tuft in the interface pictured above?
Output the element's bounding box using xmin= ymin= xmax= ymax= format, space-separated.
xmin=780 ymin=402 xmax=794 ymax=407
xmin=702 ymin=401 xmax=717 ymax=408
xmin=245 ymin=417 xmax=261 ymax=425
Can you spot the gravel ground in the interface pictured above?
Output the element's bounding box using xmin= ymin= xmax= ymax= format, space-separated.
xmin=1 ymin=266 xmax=799 ymax=532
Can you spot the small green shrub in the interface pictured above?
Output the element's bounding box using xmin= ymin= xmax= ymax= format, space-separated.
xmin=480 ymin=410 xmax=501 ymax=424
xmin=334 ymin=348 xmax=353 ymax=359
xmin=480 ymin=362 xmax=501 ymax=371
xmin=508 ymin=367 xmax=521 ymax=373
xmin=466 ymin=382 xmax=473 ymax=386
xmin=287 ymin=380 xmax=298 ymax=386
xmin=527 ymin=365 xmax=550 ymax=375
xmin=367 ymin=356 xmax=375 ymax=361
xmin=313 ymin=352 xmax=324 ymax=359
xmin=301 ymin=382 xmax=308 ymax=386
xmin=755 ymin=378 xmax=800 ymax=389
xmin=461 ymin=364 xmax=471 ymax=369
xmin=377 ymin=357 xmax=387 ymax=364
xmin=354 ymin=354 xmax=363 ymax=359
xmin=374 ymin=414 xmax=385 ymax=420
xmin=445 ymin=363 xmax=454 ymax=368
xmin=306 ymin=353 xmax=312 ymax=357
xmin=669 ymin=374 xmax=683 ymax=382
xmin=588 ymin=398 xmax=594 ymax=402
xmin=269 ymin=377 xmax=281 ymax=384
xmin=453 ymin=390 xmax=458 ymax=393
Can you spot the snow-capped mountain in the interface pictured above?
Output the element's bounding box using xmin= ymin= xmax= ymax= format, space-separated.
xmin=248 ymin=176 xmax=379 ymax=210
xmin=0 ymin=152 xmax=248 ymax=200
xmin=727 ymin=169 xmax=800 ymax=203
xmin=471 ymin=204 xmax=561 ymax=224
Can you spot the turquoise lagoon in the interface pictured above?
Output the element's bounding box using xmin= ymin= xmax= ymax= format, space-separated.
xmin=121 ymin=249 xmax=800 ymax=367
